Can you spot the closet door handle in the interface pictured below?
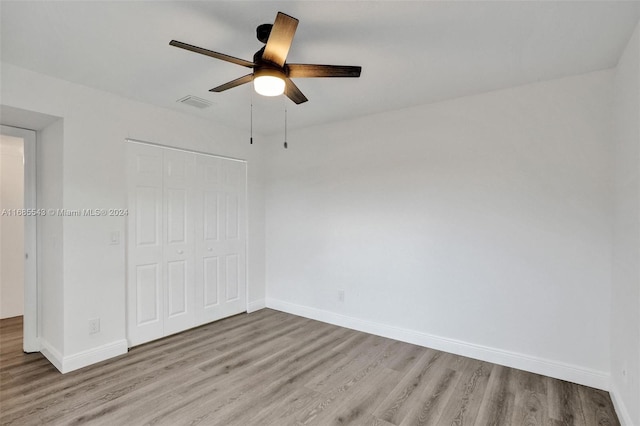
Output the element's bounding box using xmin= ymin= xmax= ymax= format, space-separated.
xmin=177 ymin=250 xmax=184 ymax=255
xmin=207 ymin=248 xmax=213 ymax=252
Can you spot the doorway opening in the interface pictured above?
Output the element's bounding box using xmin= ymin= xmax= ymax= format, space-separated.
xmin=0 ymin=125 xmax=37 ymax=352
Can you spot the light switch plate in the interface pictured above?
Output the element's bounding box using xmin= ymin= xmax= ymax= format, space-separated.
xmin=110 ymin=231 xmax=120 ymax=245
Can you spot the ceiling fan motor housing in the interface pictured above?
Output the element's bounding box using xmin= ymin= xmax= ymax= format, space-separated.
xmin=254 ymin=66 xmax=286 ymax=80
xmin=256 ymin=24 xmax=273 ymax=44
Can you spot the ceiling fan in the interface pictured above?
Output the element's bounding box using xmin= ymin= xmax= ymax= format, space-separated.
xmin=170 ymin=12 xmax=362 ymax=104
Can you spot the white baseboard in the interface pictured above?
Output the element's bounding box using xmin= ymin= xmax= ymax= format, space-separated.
xmin=610 ymin=382 xmax=635 ymax=426
xmin=39 ymin=338 xmax=64 ymax=373
xmin=60 ymin=339 xmax=128 ymax=373
xmin=265 ymin=298 xmax=610 ymax=391
xmin=247 ymin=298 xmax=266 ymax=313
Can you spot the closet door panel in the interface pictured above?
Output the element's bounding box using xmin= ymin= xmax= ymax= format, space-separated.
xmin=202 ymin=256 xmax=220 ymax=308
xmin=127 ymin=143 xmax=164 ymax=346
xmin=135 ymin=263 xmax=161 ymax=324
xmin=221 ymin=160 xmax=246 ymax=316
xmin=195 ymin=156 xmax=246 ymax=324
xmin=194 ymin=156 xmax=221 ymax=323
xmin=225 ymin=193 xmax=239 ymax=240
xmin=225 ymin=254 xmax=239 ymax=301
xmin=163 ymin=150 xmax=196 ymax=335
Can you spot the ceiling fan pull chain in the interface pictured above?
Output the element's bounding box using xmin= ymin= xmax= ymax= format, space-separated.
xmin=250 ymin=91 xmax=254 ymax=145
xmin=284 ymin=106 xmax=288 ymax=149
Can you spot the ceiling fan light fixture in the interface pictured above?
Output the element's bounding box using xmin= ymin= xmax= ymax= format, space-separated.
xmin=170 ymin=11 xmax=361 ymax=104
xmin=253 ymin=68 xmax=285 ymax=96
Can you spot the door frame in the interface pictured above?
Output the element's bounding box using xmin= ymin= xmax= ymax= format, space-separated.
xmin=1 ymin=125 xmax=38 ymax=352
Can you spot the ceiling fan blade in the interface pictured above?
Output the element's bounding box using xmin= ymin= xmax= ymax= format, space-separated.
xmin=262 ymin=12 xmax=298 ymax=67
xmin=209 ymin=74 xmax=254 ymax=92
xmin=284 ymin=78 xmax=308 ymax=104
xmin=170 ymin=40 xmax=254 ymax=68
xmin=287 ymin=64 xmax=362 ymax=78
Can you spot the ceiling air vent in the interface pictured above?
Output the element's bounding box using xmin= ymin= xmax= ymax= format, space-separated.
xmin=177 ymin=95 xmax=212 ymax=109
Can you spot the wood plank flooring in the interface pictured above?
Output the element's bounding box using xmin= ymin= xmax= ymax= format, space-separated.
xmin=0 ymin=310 xmax=620 ymax=425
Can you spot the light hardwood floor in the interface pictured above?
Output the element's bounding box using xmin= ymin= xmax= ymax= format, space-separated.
xmin=0 ymin=310 xmax=619 ymax=425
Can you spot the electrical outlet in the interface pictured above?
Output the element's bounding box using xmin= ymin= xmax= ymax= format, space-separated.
xmin=89 ymin=318 xmax=100 ymax=334
xmin=338 ymin=289 xmax=345 ymax=302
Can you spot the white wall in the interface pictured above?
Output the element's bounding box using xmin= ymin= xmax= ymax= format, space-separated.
xmin=1 ymin=61 xmax=267 ymax=372
xmin=37 ymin=119 xmax=65 ymax=361
xmin=0 ymin=135 xmax=24 ymax=319
xmin=611 ymin=20 xmax=640 ymax=426
xmin=265 ymin=70 xmax=614 ymax=389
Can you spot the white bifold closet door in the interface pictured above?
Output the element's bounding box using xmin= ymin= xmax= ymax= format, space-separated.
xmin=194 ymin=155 xmax=247 ymax=324
xmin=126 ymin=142 xmax=246 ymax=347
xmin=162 ymin=150 xmax=196 ymax=336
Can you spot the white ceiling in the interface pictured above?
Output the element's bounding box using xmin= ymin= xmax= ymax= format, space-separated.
xmin=1 ymin=1 xmax=639 ymax=135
